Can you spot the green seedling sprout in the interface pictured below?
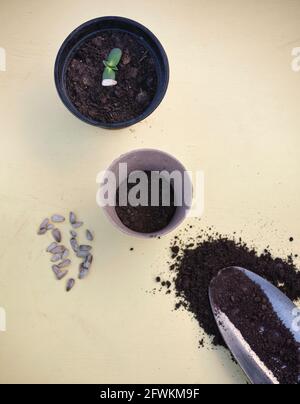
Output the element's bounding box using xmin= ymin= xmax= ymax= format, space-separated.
xmin=102 ymin=48 xmax=122 ymax=87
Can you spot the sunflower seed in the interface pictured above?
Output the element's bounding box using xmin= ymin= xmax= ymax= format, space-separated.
xmin=51 ymin=253 xmax=62 ymax=263
xmin=66 ymin=278 xmax=75 ymax=292
xmin=76 ymin=250 xmax=90 ymax=259
xmin=52 ymin=265 xmax=60 ymax=276
xmin=79 ymin=245 xmax=92 ymax=252
xmin=37 ymin=218 xmax=49 ymax=235
xmin=72 ymin=221 xmax=83 ymax=229
xmin=51 ymin=245 xmax=65 ymax=255
xmin=46 ymin=242 xmax=58 ymax=253
xmin=51 ymin=214 xmax=65 ymax=223
xmin=52 ymin=228 xmax=62 ymax=243
xmin=62 ymin=249 xmax=69 ymax=259
xmin=83 ymin=254 xmax=93 ymax=269
xmin=59 ymin=270 xmax=68 ymax=280
xmin=69 ymin=212 xmax=76 ymax=225
xmin=52 ymin=265 xmax=68 ymax=280
xmin=40 ymin=218 xmax=49 ymax=227
xmin=58 ymin=259 xmax=71 ymax=269
xmin=86 ymin=230 xmax=94 ymax=241
xmin=70 ymin=238 xmax=79 ymax=253
xmin=70 ymin=230 xmax=77 ymax=238
xmin=78 ymin=263 xmax=89 ymax=279
xmin=47 ymin=223 xmax=54 ymax=230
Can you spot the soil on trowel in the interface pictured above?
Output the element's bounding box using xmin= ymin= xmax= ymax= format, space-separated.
xmin=211 ymin=267 xmax=299 ymax=385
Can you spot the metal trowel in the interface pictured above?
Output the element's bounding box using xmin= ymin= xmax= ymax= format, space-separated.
xmin=209 ymin=266 xmax=300 ymax=385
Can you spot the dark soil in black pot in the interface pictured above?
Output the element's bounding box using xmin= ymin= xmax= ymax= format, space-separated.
xmin=115 ymin=171 xmax=176 ymax=233
xmin=211 ymin=268 xmax=299 ymax=385
xmin=66 ymin=31 xmax=158 ymax=123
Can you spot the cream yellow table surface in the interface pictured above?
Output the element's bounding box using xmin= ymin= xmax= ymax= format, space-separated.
xmin=0 ymin=0 xmax=300 ymax=384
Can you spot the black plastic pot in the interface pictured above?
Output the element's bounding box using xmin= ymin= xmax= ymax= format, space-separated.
xmin=54 ymin=17 xmax=169 ymax=129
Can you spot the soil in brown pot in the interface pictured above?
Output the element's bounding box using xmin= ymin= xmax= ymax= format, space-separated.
xmin=66 ymin=31 xmax=158 ymax=123
xmin=115 ymin=171 xmax=176 ymax=233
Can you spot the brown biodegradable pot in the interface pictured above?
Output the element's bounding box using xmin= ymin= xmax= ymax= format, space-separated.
xmin=101 ymin=149 xmax=193 ymax=238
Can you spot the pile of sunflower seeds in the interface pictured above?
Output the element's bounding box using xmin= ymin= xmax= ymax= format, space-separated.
xmin=37 ymin=212 xmax=94 ymax=292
